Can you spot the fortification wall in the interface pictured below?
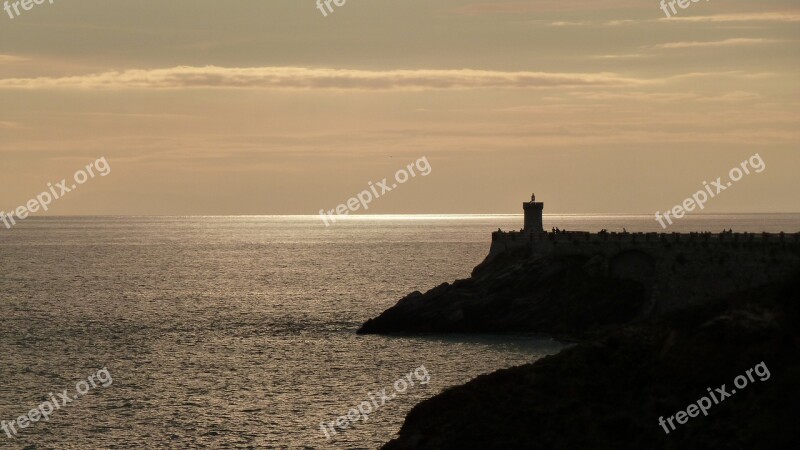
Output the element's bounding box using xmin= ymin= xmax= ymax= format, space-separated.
xmin=488 ymin=231 xmax=800 ymax=314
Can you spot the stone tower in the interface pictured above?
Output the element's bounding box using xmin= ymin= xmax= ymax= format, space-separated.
xmin=523 ymin=194 xmax=544 ymax=233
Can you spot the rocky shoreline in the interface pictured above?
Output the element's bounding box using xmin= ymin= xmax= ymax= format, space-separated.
xmin=358 ymin=248 xmax=650 ymax=341
xmin=378 ymin=272 xmax=799 ymax=449
xmin=361 ymin=231 xmax=800 ymax=449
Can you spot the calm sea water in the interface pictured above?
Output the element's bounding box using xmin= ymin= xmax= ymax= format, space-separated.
xmin=1 ymin=214 xmax=797 ymax=449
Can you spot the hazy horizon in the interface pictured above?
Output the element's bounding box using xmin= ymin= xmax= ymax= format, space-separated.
xmin=2 ymin=0 xmax=799 ymax=215
xmin=9 ymin=212 xmax=800 ymax=217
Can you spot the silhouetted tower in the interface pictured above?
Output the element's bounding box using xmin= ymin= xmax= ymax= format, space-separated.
xmin=523 ymin=193 xmax=544 ymax=233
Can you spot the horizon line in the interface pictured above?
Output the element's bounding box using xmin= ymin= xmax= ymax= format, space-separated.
xmin=10 ymin=212 xmax=800 ymax=218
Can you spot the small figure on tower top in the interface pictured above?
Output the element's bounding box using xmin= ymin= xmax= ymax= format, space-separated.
xmin=531 ymin=193 xmax=536 ymax=202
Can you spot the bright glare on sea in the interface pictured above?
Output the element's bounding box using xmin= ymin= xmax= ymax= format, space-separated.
xmin=1 ymin=214 xmax=797 ymax=449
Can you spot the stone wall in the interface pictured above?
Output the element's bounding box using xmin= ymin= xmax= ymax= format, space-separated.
xmin=487 ymin=231 xmax=800 ymax=314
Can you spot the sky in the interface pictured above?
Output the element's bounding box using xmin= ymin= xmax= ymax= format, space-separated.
xmin=0 ymin=0 xmax=798 ymax=215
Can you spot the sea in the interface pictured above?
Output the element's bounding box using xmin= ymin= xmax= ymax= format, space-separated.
xmin=1 ymin=214 xmax=798 ymax=449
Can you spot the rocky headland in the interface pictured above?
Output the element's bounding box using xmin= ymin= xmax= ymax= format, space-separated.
xmin=359 ymin=231 xmax=800 ymax=340
xmin=361 ymin=228 xmax=800 ymax=449
xmin=380 ymin=272 xmax=800 ymax=449
xmin=359 ymin=246 xmax=649 ymax=340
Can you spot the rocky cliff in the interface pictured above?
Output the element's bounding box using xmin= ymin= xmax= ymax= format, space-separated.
xmin=358 ymin=247 xmax=648 ymax=339
xmin=358 ymin=232 xmax=800 ymax=339
xmin=362 ymin=230 xmax=800 ymax=449
xmin=380 ymin=272 xmax=800 ymax=450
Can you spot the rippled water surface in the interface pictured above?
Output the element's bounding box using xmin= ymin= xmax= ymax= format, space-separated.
xmin=1 ymin=214 xmax=797 ymax=449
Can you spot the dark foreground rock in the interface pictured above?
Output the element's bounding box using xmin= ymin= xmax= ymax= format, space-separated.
xmin=359 ymin=233 xmax=800 ymax=339
xmin=381 ymin=273 xmax=800 ymax=450
xmin=358 ymin=249 xmax=650 ymax=339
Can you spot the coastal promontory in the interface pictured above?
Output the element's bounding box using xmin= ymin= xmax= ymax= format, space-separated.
xmin=362 ymin=199 xmax=800 ymax=449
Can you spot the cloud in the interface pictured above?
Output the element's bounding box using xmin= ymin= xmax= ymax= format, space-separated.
xmin=651 ymin=38 xmax=780 ymax=49
xmin=594 ymin=11 xmax=800 ymax=26
xmin=0 ymin=54 xmax=29 ymax=63
xmin=694 ymin=91 xmax=764 ymax=102
xmin=663 ymin=12 xmax=800 ymax=23
xmin=548 ymin=21 xmax=591 ymax=27
xmin=453 ymin=0 xmax=644 ymax=15
xmin=0 ymin=66 xmax=649 ymax=90
xmin=564 ymin=90 xmax=763 ymax=103
xmin=589 ymin=54 xmax=650 ymax=59
xmin=604 ymin=19 xmax=639 ymax=26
